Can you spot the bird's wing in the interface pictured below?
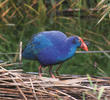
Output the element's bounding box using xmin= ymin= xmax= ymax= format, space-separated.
xmin=22 ymin=31 xmax=67 ymax=60
xmin=22 ymin=34 xmax=54 ymax=59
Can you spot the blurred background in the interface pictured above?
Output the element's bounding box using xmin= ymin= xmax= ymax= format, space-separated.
xmin=0 ymin=0 xmax=110 ymax=76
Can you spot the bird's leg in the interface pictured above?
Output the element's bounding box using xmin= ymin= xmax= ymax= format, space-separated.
xmin=38 ymin=65 xmax=42 ymax=77
xmin=55 ymin=63 xmax=62 ymax=76
xmin=49 ymin=65 xmax=55 ymax=78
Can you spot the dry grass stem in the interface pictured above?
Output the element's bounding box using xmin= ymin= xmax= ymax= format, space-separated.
xmin=0 ymin=64 xmax=110 ymax=99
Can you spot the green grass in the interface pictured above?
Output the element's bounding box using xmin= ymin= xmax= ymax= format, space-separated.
xmin=82 ymin=74 xmax=105 ymax=100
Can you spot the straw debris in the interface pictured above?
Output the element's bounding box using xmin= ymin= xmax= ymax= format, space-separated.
xmin=0 ymin=65 xmax=110 ymax=100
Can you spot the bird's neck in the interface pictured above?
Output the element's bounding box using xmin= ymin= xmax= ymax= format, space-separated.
xmin=65 ymin=39 xmax=77 ymax=59
xmin=57 ymin=37 xmax=77 ymax=62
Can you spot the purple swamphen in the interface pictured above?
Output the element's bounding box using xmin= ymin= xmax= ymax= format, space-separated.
xmin=22 ymin=31 xmax=88 ymax=78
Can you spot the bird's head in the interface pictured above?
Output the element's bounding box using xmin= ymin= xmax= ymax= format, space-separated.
xmin=72 ymin=36 xmax=88 ymax=51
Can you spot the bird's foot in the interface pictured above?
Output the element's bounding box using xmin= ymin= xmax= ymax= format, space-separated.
xmin=39 ymin=73 xmax=42 ymax=77
xmin=38 ymin=65 xmax=42 ymax=77
xmin=51 ymin=74 xmax=56 ymax=78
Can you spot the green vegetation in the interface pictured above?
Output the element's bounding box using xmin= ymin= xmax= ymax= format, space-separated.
xmin=0 ymin=0 xmax=110 ymax=76
xmin=82 ymin=74 xmax=105 ymax=100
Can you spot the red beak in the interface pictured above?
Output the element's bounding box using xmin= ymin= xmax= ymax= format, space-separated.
xmin=78 ymin=37 xmax=88 ymax=51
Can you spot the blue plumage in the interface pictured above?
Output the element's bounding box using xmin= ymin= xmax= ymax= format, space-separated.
xmin=22 ymin=30 xmax=88 ymax=78
xmin=22 ymin=31 xmax=81 ymax=65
